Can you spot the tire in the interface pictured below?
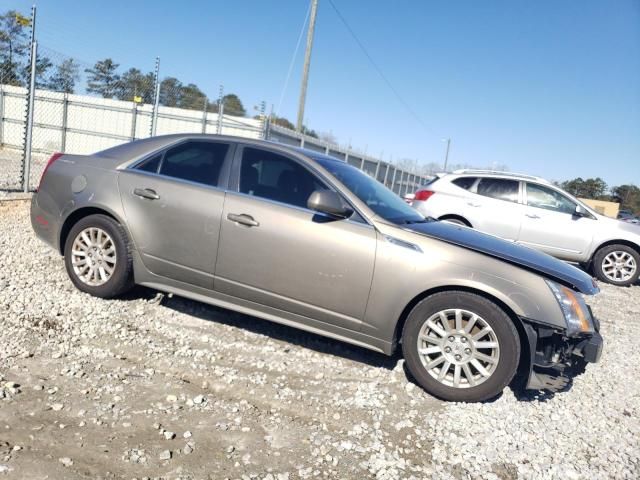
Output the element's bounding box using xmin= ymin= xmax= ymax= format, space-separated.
xmin=402 ymin=291 xmax=520 ymax=402
xmin=63 ymin=214 xmax=134 ymax=298
xmin=439 ymin=217 xmax=470 ymax=227
xmin=592 ymin=244 xmax=640 ymax=287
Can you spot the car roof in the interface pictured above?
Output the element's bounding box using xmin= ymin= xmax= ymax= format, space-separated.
xmin=93 ymin=134 xmax=346 ymax=171
xmin=448 ymin=169 xmax=551 ymax=184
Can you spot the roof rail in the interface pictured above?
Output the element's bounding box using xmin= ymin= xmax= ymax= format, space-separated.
xmin=451 ymin=169 xmax=550 ymax=183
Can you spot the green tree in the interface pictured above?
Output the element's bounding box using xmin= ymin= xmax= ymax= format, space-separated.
xmin=221 ymin=93 xmax=245 ymax=116
xmin=561 ymin=177 xmax=608 ymax=199
xmin=0 ymin=10 xmax=30 ymax=86
xmin=302 ymin=125 xmax=318 ymax=138
xmin=159 ymin=76 xmax=183 ymax=107
xmin=178 ymin=83 xmax=207 ymax=110
xmin=611 ymin=185 xmax=640 ymax=214
xmin=20 ymin=52 xmax=52 ymax=88
xmin=46 ymin=58 xmax=80 ymax=93
xmin=117 ymin=67 xmax=154 ymax=103
xmin=85 ymin=58 xmax=120 ymax=98
xmin=267 ymin=115 xmax=295 ymax=130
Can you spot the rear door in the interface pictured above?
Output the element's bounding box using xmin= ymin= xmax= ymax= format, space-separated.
xmin=518 ymin=182 xmax=594 ymax=261
xmin=465 ymin=177 xmax=524 ymax=241
xmin=214 ymin=145 xmax=377 ymax=331
xmin=117 ymin=140 xmax=234 ymax=289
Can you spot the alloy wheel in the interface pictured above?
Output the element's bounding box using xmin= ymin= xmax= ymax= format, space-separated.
xmin=71 ymin=227 xmax=117 ymax=286
xmin=602 ymin=251 xmax=637 ymax=283
xmin=416 ymin=309 xmax=500 ymax=389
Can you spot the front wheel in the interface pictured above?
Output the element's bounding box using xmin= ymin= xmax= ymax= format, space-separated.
xmin=593 ymin=244 xmax=639 ymax=287
xmin=63 ymin=214 xmax=134 ymax=298
xmin=402 ymin=291 xmax=520 ymax=402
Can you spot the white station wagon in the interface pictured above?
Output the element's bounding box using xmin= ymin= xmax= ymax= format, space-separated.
xmin=411 ymin=170 xmax=640 ymax=287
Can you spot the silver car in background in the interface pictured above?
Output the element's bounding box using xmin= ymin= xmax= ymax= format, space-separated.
xmin=31 ymin=136 xmax=603 ymax=402
xmin=412 ymin=170 xmax=640 ymax=287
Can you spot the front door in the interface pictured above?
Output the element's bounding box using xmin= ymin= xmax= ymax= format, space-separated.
xmin=518 ymin=182 xmax=594 ymax=261
xmin=117 ymin=140 xmax=233 ymax=288
xmin=214 ymin=146 xmax=377 ymax=331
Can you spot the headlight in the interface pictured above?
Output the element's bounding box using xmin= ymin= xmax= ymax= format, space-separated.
xmin=546 ymin=280 xmax=594 ymax=335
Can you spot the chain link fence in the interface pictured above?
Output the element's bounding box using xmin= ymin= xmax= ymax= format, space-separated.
xmin=0 ymin=45 xmax=28 ymax=191
xmin=0 ymin=9 xmax=430 ymax=194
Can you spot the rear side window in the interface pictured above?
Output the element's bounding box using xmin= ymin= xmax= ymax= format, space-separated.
xmin=135 ymin=154 xmax=161 ymax=173
xmin=476 ymin=178 xmax=519 ymax=203
xmin=159 ymin=141 xmax=229 ymax=187
xmin=239 ymin=147 xmax=327 ymax=209
xmin=452 ymin=176 xmax=477 ymax=190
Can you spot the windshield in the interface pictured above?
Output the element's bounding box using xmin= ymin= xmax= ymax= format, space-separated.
xmin=313 ymin=156 xmax=426 ymax=224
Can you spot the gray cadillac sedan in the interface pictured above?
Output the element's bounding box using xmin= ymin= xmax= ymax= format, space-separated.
xmin=31 ymin=134 xmax=603 ymax=402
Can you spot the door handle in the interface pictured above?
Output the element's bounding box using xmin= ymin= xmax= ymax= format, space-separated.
xmin=467 ymin=202 xmax=482 ymax=207
xmin=526 ymin=213 xmax=540 ymax=219
xmin=227 ymin=213 xmax=259 ymax=227
xmin=133 ymin=188 xmax=160 ymax=200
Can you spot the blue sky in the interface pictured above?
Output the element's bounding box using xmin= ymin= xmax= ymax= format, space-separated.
xmin=8 ymin=0 xmax=640 ymax=186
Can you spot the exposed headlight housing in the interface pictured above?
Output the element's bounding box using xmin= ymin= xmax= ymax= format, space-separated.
xmin=546 ymin=280 xmax=594 ymax=335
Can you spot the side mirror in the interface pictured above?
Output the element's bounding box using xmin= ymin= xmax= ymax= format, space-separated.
xmin=574 ymin=205 xmax=589 ymax=218
xmin=307 ymin=190 xmax=353 ymax=218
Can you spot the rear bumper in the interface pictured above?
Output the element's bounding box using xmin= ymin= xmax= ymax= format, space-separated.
xmin=30 ymin=194 xmax=60 ymax=252
xmin=520 ymin=317 xmax=603 ymax=392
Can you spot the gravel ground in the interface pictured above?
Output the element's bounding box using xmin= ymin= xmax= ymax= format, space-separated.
xmin=0 ymin=199 xmax=638 ymax=480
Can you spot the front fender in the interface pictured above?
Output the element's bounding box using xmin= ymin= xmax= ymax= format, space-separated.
xmin=361 ymin=232 xmax=566 ymax=350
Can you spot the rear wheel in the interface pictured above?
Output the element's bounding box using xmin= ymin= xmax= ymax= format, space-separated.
xmin=402 ymin=291 xmax=520 ymax=402
xmin=64 ymin=214 xmax=133 ymax=298
xmin=593 ymin=244 xmax=639 ymax=287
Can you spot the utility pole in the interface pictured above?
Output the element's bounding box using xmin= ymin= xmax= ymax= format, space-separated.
xmin=443 ymin=138 xmax=451 ymax=171
xmin=296 ymin=0 xmax=319 ymax=133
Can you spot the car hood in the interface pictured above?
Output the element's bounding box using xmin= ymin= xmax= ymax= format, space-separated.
xmin=402 ymin=220 xmax=599 ymax=295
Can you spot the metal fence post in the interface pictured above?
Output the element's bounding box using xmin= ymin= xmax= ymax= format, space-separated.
xmin=150 ymin=56 xmax=160 ymax=137
xmin=22 ymin=40 xmax=38 ymax=193
xmin=201 ymin=97 xmax=208 ymax=133
xmin=61 ymin=93 xmax=69 ymax=152
xmin=217 ymin=103 xmax=224 ymax=134
xmin=259 ymin=101 xmax=266 ymax=139
xmin=391 ymin=167 xmax=398 ymax=193
xmin=130 ymin=102 xmax=138 ymax=141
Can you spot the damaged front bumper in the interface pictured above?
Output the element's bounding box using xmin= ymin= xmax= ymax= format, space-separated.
xmin=520 ymin=314 xmax=603 ymax=392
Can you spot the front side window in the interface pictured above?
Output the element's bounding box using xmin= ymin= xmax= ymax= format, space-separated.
xmin=239 ymin=148 xmax=327 ymax=209
xmin=526 ymin=183 xmax=576 ymax=214
xmin=158 ymin=141 xmax=229 ymax=187
xmin=312 ymin=155 xmax=425 ymax=224
xmin=476 ymin=178 xmax=519 ymax=203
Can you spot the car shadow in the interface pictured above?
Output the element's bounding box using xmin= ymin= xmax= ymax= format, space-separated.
xmin=124 ymin=286 xmax=400 ymax=371
xmin=120 ymin=286 xmax=590 ymax=403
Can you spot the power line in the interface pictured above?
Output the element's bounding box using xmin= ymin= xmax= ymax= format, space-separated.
xmin=326 ymin=0 xmax=439 ymax=138
xmin=276 ymin=1 xmax=313 ymax=117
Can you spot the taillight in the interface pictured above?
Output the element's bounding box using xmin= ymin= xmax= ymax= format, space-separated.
xmin=37 ymin=152 xmax=63 ymax=191
xmin=414 ymin=190 xmax=435 ymax=202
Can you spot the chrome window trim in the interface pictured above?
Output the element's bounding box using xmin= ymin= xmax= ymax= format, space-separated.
xmin=227 ymin=190 xmax=375 ymax=230
xmin=119 ymin=168 xmax=228 ymax=195
xmin=124 ymin=139 xmax=235 ymax=191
